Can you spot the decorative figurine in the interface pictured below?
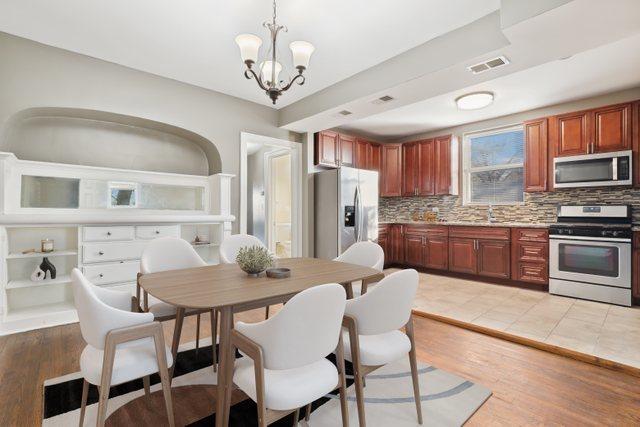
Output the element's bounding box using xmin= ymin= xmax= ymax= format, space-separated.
xmin=41 ymin=239 xmax=54 ymax=253
xmin=40 ymin=257 xmax=57 ymax=280
xmin=30 ymin=265 xmax=46 ymax=282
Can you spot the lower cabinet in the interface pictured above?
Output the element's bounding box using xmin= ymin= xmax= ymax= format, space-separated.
xmin=389 ymin=224 xmax=405 ymax=264
xmin=424 ymin=236 xmax=448 ymax=270
xmin=510 ymin=228 xmax=549 ymax=285
xmin=403 ymin=232 xmax=424 ymax=267
xmin=477 ymin=240 xmax=511 ymax=279
xmin=448 ymin=238 xmax=477 ymax=274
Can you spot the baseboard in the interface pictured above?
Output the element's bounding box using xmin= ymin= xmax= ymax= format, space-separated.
xmin=412 ymin=309 xmax=640 ymax=378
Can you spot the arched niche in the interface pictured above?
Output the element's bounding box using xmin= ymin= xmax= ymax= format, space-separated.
xmin=1 ymin=107 xmax=221 ymax=176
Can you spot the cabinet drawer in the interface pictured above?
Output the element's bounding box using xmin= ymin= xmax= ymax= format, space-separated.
xmin=517 ymin=262 xmax=548 ymax=285
xmin=513 ymin=228 xmax=548 ymax=242
xmin=83 ymin=241 xmax=147 ymax=263
xmin=517 ymin=242 xmax=548 ymax=262
xmin=83 ymin=261 xmax=139 ymax=285
xmin=83 ymin=226 xmax=134 ymax=242
xmin=405 ymin=224 xmax=448 ymax=237
xmin=449 ymin=226 xmax=510 ymax=241
xmin=135 ymin=225 xmax=179 ymax=240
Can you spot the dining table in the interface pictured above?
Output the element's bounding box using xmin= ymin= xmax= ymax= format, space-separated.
xmin=138 ymin=257 xmax=385 ymax=427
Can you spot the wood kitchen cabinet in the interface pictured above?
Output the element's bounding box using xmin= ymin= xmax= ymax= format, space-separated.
xmin=378 ymin=224 xmax=389 ymax=266
xmin=634 ymin=101 xmax=640 ymax=188
xmin=400 ymin=225 xmax=449 ymax=270
xmin=511 ymin=228 xmax=548 ymax=285
xmin=403 ymin=231 xmax=424 ymax=266
xmin=315 ymin=130 xmax=340 ymax=167
xmin=402 ymin=143 xmax=419 ymax=196
xmin=434 ymin=135 xmax=452 ymax=195
xmin=368 ymin=143 xmax=381 ymax=172
xmin=380 ymin=143 xmax=403 ymax=197
xmin=551 ymin=102 xmax=632 ymax=157
xmin=418 ymin=139 xmax=435 ymax=195
xmin=314 ymin=131 xmax=357 ymax=168
xmin=448 ymin=227 xmax=510 ymax=278
xmin=339 ymin=134 xmax=356 ymax=167
xmin=354 ymin=138 xmax=369 ymax=169
xmin=389 ymin=223 xmax=405 ymax=264
xmin=524 ymin=118 xmax=548 ymax=192
xmin=423 ymin=233 xmax=448 ymax=270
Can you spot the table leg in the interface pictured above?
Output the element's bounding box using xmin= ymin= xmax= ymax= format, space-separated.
xmin=342 ymin=282 xmax=354 ymax=299
xmin=216 ymin=306 xmax=234 ymax=427
xmin=170 ymin=307 xmax=185 ymax=380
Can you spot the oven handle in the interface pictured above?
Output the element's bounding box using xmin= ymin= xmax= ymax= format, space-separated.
xmin=549 ymin=235 xmax=631 ymax=243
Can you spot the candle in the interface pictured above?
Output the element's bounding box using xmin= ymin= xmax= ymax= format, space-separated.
xmin=41 ymin=239 xmax=54 ymax=253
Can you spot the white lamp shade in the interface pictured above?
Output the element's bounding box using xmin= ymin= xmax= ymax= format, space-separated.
xmin=235 ymin=34 xmax=262 ymax=63
xmin=260 ymin=61 xmax=283 ymax=84
xmin=289 ymin=41 xmax=315 ymax=69
xmin=455 ymin=92 xmax=494 ymax=110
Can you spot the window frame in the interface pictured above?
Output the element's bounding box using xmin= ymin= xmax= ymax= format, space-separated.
xmin=462 ymin=124 xmax=525 ymax=206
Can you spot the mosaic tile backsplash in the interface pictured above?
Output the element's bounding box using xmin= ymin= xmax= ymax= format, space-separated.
xmin=379 ymin=188 xmax=640 ymax=224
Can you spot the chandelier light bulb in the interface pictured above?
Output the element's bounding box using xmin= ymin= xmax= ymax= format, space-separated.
xmin=289 ymin=41 xmax=315 ymax=70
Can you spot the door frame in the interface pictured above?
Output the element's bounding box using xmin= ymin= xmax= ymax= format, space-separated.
xmin=240 ymin=132 xmax=303 ymax=257
xmin=264 ymin=148 xmax=291 ymax=255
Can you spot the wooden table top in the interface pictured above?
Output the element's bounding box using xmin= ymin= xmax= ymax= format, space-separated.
xmin=138 ymin=257 xmax=384 ymax=309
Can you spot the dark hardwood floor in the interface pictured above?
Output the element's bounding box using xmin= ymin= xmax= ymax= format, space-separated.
xmin=1 ymin=308 xmax=639 ymax=426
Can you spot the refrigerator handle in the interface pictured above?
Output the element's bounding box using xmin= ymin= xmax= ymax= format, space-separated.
xmin=354 ymin=185 xmax=360 ymax=242
xmin=357 ymin=184 xmax=364 ymax=242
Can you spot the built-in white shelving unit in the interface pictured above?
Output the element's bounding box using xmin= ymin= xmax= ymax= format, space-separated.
xmin=0 ymin=152 xmax=234 ymax=335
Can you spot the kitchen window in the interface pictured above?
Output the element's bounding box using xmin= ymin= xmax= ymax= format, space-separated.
xmin=462 ymin=125 xmax=524 ymax=205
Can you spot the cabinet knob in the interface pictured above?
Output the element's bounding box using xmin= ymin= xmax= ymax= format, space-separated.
xmin=98 ymin=273 xmax=104 ymax=278
xmin=98 ymin=251 xmax=104 ymax=255
xmin=155 ymin=230 xmax=160 ymax=234
xmin=107 ymin=231 xmax=111 ymax=236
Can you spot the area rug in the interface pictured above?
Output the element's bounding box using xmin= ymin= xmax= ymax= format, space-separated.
xmin=43 ymin=339 xmax=491 ymax=426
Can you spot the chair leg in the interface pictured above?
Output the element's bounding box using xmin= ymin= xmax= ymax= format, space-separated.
xmin=406 ymin=316 xmax=423 ymax=425
xmin=264 ymin=305 xmax=270 ymax=320
xmin=252 ymin=346 xmax=267 ymax=427
xmin=143 ymin=375 xmax=151 ymax=398
xmin=293 ymin=408 xmax=300 ymax=426
xmin=78 ymin=379 xmax=89 ymax=427
xmin=347 ymin=323 xmax=366 ymax=427
xmin=96 ymin=342 xmax=116 ymax=427
xmin=304 ymin=403 xmax=312 ymax=422
xmin=153 ymin=325 xmax=176 ymax=427
xmin=336 ymin=332 xmax=350 ymax=427
xmin=196 ymin=314 xmax=201 ymax=355
xmin=210 ymin=309 xmax=218 ymax=372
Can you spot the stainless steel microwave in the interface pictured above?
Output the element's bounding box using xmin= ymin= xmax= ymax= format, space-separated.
xmin=553 ymin=150 xmax=632 ymax=188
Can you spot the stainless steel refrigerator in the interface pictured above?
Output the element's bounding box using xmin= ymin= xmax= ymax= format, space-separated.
xmin=314 ymin=167 xmax=379 ymax=259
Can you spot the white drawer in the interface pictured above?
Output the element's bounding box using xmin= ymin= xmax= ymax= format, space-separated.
xmin=83 ymin=261 xmax=139 ymax=285
xmin=83 ymin=241 xmax=147 ymax=263
xmin=83 ymin=226 xmax=134 ymax=242
xmin=135 ymin=225 xmax=179 ymax=240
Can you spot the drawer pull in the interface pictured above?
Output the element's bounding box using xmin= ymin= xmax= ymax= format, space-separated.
xmin=98 ymin=251 xmax=104 ymax=256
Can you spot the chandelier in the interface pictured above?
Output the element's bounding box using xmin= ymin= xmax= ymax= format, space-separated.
xmin=235 ymin=0 xmax=315 ymax=105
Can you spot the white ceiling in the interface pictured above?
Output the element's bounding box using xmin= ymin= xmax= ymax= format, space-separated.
xmin=0 ymin=0 xmax=499 ymax=108
xmin=340 ymin=33 xmax=640 ymax=139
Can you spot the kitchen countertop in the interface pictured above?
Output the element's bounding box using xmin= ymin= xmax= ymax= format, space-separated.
xmin=379 ymin=220 xmax=552 ymax=228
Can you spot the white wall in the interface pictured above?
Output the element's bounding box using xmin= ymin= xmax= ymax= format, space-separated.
xmin=0 ymin=32 xmax=300 ymax=231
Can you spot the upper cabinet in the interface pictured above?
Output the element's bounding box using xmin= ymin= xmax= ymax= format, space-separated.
xmin=524 ymin=118 xmax=548 ymax=192
xmin=634 ymin=101 xmax=640 ymax=188
xmin=552 ymin=102 xmax=632 ymax=157
xmin=434 ymin=135 xmax=452 ymax=195
xmin=593 ymin=103 xmax=631 ymax=153
xmin=314 ymin=131 xmax=356 ymax=168
xmin=418 ymin=139 xmax=435 ymax=196
xmin=315 ymin=131 xmax=340 ymax=167
xmin=380 ymin=143 xmax=403 ymax=197
xmin=368 ymin=143 xmax=382 ymax=172
xmin=339 ymin=134 xmax=356 ymax=167
xmin=402 ymin=142 xmax=419 ymax=196
xmin=354 ymin=138 xmax=369 ymax=169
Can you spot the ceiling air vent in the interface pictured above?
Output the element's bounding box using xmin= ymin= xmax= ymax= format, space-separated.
xmin=371 ymin=95 xmax=395 ymax=105
xmin=467 ymin=56 xmax=510 ymax=74
xmin=338 ymin=110 xmax=353 ymax=116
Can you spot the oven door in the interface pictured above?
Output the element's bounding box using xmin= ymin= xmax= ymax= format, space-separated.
xmin=549 ymin=237 xmax=631 ymax=288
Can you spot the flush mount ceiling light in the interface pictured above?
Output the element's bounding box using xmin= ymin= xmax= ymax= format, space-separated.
xmin=455 ymin=92 xmax=494 ymax=110
xmin=235 ymin=0 xmax=315 ymax=105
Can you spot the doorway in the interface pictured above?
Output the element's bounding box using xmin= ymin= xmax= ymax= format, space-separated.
xmin=240 ymin=132 xmax=302 ymax=257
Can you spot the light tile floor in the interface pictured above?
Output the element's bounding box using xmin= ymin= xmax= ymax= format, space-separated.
xmin=384 ymin=268 xmax=640 ymax=369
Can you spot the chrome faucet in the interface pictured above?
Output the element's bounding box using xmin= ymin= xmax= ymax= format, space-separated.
xmin=487 ymin=204 xmax=497 ymax=223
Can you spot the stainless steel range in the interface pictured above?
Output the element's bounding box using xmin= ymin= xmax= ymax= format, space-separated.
xmin=549 ymin=205 xmax=632 ymax=306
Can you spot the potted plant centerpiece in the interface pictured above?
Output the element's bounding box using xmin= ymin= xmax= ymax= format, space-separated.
xmin=236 ymin=245 xmax=275 ymax=276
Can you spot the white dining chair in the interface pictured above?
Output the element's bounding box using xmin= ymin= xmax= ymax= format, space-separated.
xmin=342 ymin=269 xmax=421 ymax=426
xmin=139 ymin=237 xmax=217 ymax=370
xmin=219 ymin=233 xmax=272 ymax=318
xmin=334 ymin=241 xmax=384 ymax=298
xmin=71 ymin=269 xmax=174 ymax=427
xmin=231 ymin=284 xmax=350 ymax=427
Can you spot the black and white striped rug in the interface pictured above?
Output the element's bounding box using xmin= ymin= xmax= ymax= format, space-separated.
xmin=43 ymin=339 xmax=491 ymax=426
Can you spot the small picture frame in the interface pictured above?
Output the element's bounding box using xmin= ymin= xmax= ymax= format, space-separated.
xmin=108 ymin=182 xmax=137 ymax=208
